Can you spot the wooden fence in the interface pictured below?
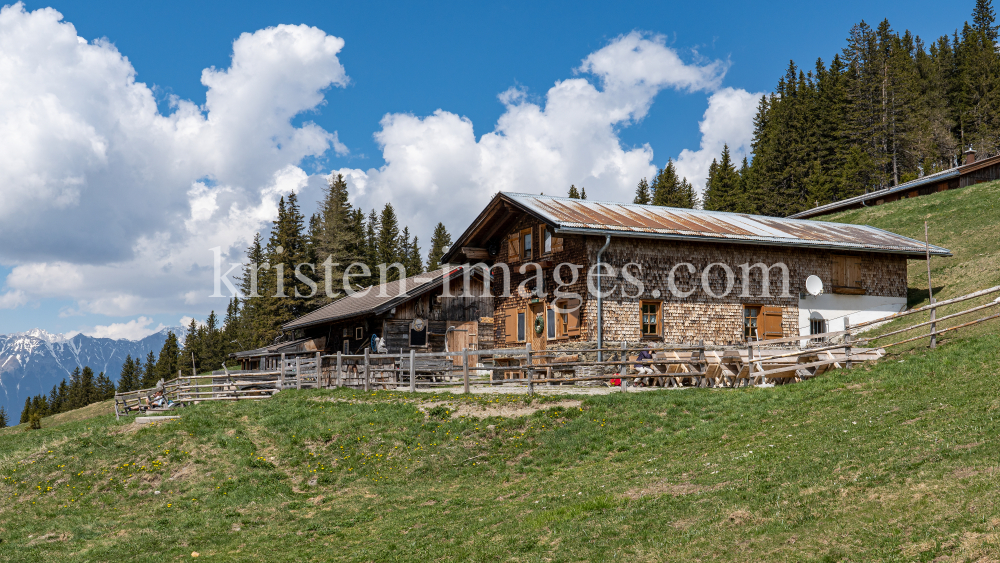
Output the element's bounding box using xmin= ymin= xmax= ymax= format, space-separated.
xmin=113 ymin=284 xmax=1000 ymax=415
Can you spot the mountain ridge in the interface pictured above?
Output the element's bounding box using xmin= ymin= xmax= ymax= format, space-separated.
xmin=0 ymin=326 xmax=184 ymax=416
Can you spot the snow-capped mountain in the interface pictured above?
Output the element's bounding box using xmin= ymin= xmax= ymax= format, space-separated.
xmin=0 ymin=327 xmax=183 ymax=417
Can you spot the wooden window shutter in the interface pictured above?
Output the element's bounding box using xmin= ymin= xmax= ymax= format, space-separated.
xmin=847 ymin=257 xmax=862 ymax=288
xmin=831 ymin=256 xmax=846 ymax=287
xmin=507 ymin=235 xmax=520 ymax=263
xmin=759 ymin=306 xmax=784 ymax=340
xmin=552 ymin=235 xmax=564 ymax=253
xmin=504 ymin=308 xmax=519 ymax=344
xmin=566 ymin=300 xmax=581 ymax=336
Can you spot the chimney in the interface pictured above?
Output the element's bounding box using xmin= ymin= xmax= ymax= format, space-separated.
xmin=964 ymin=147 xmax=977 ymax=165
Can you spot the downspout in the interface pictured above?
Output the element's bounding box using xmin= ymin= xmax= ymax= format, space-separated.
xmin=596 ymin=234 xmax=612 ymax=362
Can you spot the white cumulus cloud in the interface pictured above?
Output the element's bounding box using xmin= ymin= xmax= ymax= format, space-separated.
xmin=84 ymin=316 xmax=166 ymax=341
xmin=0 ymin=3 xmax=348 ymax=316
xmin=674 ymin=87 xmax=763 ymax=195
xmin=339 ymin=31 xmax=730 ymax=243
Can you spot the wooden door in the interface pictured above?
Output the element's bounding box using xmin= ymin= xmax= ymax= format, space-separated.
xmin=528 ymin=303 xmax=547 ymax=353
xmin=447 ymin=321 xmax=478 ymax=366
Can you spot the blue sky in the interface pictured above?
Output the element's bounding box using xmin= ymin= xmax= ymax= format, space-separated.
xmin=0 ymin=0 xmax=975 ymax=338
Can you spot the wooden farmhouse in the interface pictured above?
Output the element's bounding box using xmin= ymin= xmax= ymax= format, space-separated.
xmin=790 ymin=149 xmax=1000 ymax=219
xmin=233 ymin=266 xmax=493 ymax=369
xmin=440 ymin=193 xmax=951 ymax=351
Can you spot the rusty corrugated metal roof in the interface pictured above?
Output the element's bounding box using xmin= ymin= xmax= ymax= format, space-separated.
xmin=504 ymin=193 xmax=951 ymax=256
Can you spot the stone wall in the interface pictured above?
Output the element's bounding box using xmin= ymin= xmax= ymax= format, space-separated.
xmin=491 ymin=221 xmax=909 ymax=347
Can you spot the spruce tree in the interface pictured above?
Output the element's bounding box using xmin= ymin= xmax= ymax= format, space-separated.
xmin=974 ymin=0 xmax=999 ymax=42
xmin=48 ymin=384 xmax=61 ymax=415
xmin=426 ymin=223 xmax=452 ymax=271
xmin=96 ymin=372 xmax=115 ymax=400
xmin=580 ymin=187 xmax=587 ymax=199
xmin=20 ymin=397 xmax=30 ymax=424
xmin=155 ymin=332 xmax=182 ymax=381
xmin=140 ymin=351 xmax=157 ymax=389
xmin=80 ymin=367 xmax=97 ymax=407
xmin=633 ymin=178 xmax=651 ymax=205
xmin=0 ymin=406 xmax=7 ymax=428
xmin=67 ymin=367 xmax=82 ymax=410
xmin=312 ymin=173 xmax=361 ymax=306
xmin=117 ymin=355 xmax=137 ymax=393
xmin=376 ymin=203 xmax=402 ymax=281
xmin=567 ymin=185 xmax=580 ymax=199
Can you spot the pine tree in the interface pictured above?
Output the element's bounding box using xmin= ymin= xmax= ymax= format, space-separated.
xmin=20 ymin=397 xmax=30 ymax=424
xmin=155 ymin=332 xmax=181 ymax=381
xmin=567 ymin=185 xmax=580 ymax=199
xmin=48 ymin=384 xmax=61 ymax=415
xmin=117 ymin=355 xmax=137 ymax=393
xmin=376 ymin=203 xmax=402 ymax=281
xmin=67 ymin=366 xmax=82 ymax=410
xmin=57 ymin=380 xmax=69 ymax=411
xmin=95 ymin=372 xmax=115 ymax=400
xmin=651 ymin=160 xmax=680 ymax=207
xmin=974 ymin=0 xmax=999 ymax=43
xmin=0 ymin=406 xmax=7 ymax=428
xmin=427 ymin=223 xmax=452 ymax=271
xmin=703 ymin=145 xmax=742 ymax=211
xmin=80 ymin=367 xmax=97 ymax=407
xmin=311 ymin=173 xmax=361 ymax=307
xmin=580 ymin=187 xmax=587 ymax=199
xmin=633 ymin=178 xmax=651 ymax=205
xmin=140 ymin=351 xmax=157 ymax=389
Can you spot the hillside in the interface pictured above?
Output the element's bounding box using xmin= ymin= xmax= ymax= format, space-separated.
xmin=1 ymin=184 xmax=999 ymax=561
xmin=819 ymin=179 xmax=1000 ymax=350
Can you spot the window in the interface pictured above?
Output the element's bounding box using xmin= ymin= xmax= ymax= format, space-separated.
xmin=810 ymin=318 xmax=827 ymax=343
xmin=832 ymin=255 xmax=863 ymax=293
xmin=546 ymin=308 xmax=556 ymax=339
xmin=355 ymin=326 xmax=364 ymax=340
xmin=745 ymin=305 xmax=784 ymax=341
xmin=343 ymin=339 xmax=351 ymax=354
xmin=517 ymin=311 xmax=526 ymax=342
xmin=744 ymin=306 xmax=761 ymax=341
xmin=544 ymin=228 xmax=552 ymax=254
xmin=521 ymin=229 xmax=532 ymax=260
xmin=342 ymin=328 xmax=349 ymax=337
xmin=641 ymin=301 xmax=661 ymax=337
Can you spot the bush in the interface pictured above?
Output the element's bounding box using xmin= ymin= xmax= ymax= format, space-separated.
xmin=28 ymin=413 xmax=42 ymax=430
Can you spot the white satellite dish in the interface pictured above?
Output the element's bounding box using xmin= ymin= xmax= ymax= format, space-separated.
xmin=805 ymin=275 xmax=824 ymax=296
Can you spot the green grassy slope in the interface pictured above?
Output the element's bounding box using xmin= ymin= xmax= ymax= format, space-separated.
xmin=820 ymin=180 xmax=1000 ymax=351
xmin=1 ymin=333 xmax=999 ymax=562
xmin=1 ymin=183 xmax=998 ymax=562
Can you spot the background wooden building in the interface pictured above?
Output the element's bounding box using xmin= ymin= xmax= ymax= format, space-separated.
xmin=234 ymin=267 xmax=493 ymax=368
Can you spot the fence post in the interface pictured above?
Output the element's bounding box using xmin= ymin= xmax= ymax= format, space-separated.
xmin=364 ymin=348 xmax=370 ymax=392
xmin=336 ymin=351 xmax=343 ymax=388
xmin=745 ymin=341 xmax=754 ymax=388
xmin=280 ymin=353 xmax=286 ymax=390
xmin=525 ymin=343 xmax=534 ymax=396
xmin=409 ymin=349 xmax=416 ymax=392
xmin=463 ymin=348 xmax=470 ymax=394
xmin=315 ymin=351 xmax=322 ymax=388
xmin=295 ymin=357 xmax=302 ymax=390
xmin=925 ymin=221 xmax=937 ymax=349
xmin=844 ymin=318 xmax=852 ymax=369
xmin=698 ymin=340 xmax=707 ymax=388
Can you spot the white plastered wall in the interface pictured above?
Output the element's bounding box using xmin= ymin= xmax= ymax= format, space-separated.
xmin=797 ymin=293 xmax=907 ymax=342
